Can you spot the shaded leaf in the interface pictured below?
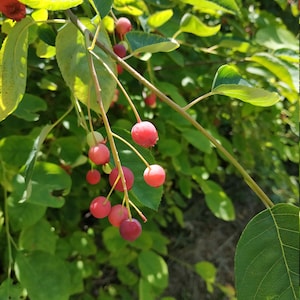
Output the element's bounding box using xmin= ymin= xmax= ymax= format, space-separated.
xmin=0 ymin=17 xmax=32 ymax=121
xmin=126 ymin=31 xmax=179 ymax=54
xmin=212 ymin=64 xmax=280 ymax=106
xmin=15 ymin=251 xmax=71 ymax=300
xmin=235 ymin=203 xmax=299 ymax=299
xmin=93 ymin=0 xmax=113 ymax=18
xmin=180 ymin=13 xmax=221 ymax=37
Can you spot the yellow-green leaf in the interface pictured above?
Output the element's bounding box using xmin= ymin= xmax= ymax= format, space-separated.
xmin=147 ymin=9 xmax=173 ymax=28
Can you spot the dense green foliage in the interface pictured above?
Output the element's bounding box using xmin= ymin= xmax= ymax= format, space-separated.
xmin=0 ymin=0 xmax=298 ymax=299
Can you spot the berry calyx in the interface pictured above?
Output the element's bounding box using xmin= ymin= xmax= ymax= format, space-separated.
xmin=113 ymin=44 xmax=127 ymax=58
xmin=86 ymin=169 xmax=101 ymax=185
xmin=119 ymin=218 xmax=142 ymax=241
xmin=143 ymin=164 xmax=166 ymax=187
xmin=109 ymin=166 xmax=134 ymax=192
xmin=131 ymin=121 xmax=158 ymax=148
xmin=144 ymin=93 xmax=157 ymax=108
xmin=89 ymin=196 xmax=111 ymax=218
xmin=115 ymin=17 xmax=132 ymax=37
xmin=88 ymin=143 xmax=110 ymax=165
xmin=86 ymin=131 xmax=104 ymax=147
xmin=108 ymin=204 xmax=129 ymax=227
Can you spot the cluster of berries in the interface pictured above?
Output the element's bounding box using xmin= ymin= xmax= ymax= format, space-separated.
xmin=86 ymin=121 xmax=165 ymax=241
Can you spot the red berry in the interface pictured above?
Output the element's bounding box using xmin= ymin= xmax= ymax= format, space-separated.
xmin=88 ymin=144 xmax=110 ymax=165
xmin=86 ymin=169 xmax=101 ymax=185
xmin=143 ymin=164 xmax=166 ymax=187
xmin=109 ymin=166 xmax=134 ymax=192
xmin=115 ymin=17 xmax=132 ymax=36
xmin=119 ymin=218 xmax=142 ymax=241
xmin=0 ymin=0 xmax=26 ymax=21
xmin=113 ymin=44 xmax=127 ymax=58
xmin=144 ymin=93 xmax=157 ymax=108
xmin=108 ymin=204 xmax=129 ymax=227
xmin=90 ymin=196 xmax=111 ymax=218
xmin=117 ymin=64 xmax=123 ymax=74
xmin=131 ymin=121 xmax=158 ymax=147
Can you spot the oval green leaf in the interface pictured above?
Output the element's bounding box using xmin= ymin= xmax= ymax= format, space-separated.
xmin=180 ymin=13 xmax=221 ymax=37
xmin=126 ymin=31 xmax=179 ymax=54
xmin=20 ymin=0 xmax=83 ymax=10
xmin=235 ymin=203 xmax=299 ymax=299
xmin=212 ymin=64 xmax=281 ymax=106
xmin=0 ymin=17 xmax=32 ymax=121
xmin=147 ymin=9 xmax=173 ymax=28
xmin=56 ymin=21 xmax=116 ymax=114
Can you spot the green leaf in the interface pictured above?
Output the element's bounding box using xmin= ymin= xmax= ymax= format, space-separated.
xmin=138 ymin=250 xmax=168 ymax=289
xmin=113 ymin=0 xmax=148 ymax=16
xmin=20 ymin=0 xmax=83 ymax=10
xmin=15 ymin=251 xmax=71 ymax=300
xmin=147 ymin=9 xmax=173 ymax=28
xmin=19 ymin=219 xmax=57 ymax=254
xmin=93 ymin=0 xmax=113 ymax=18
xmin=13 ymin=93 xmax=47 ymax=121
xmin=0 ymin=17 xmax=32 ymax=121
xmin=195 ymin=261 xmax=217 ymax=292
xmin=248 ymin=53 xmax=298 ymax=92
xmin=181 ymin=128 xmax=212 ymax=153
xmin=113 ymin=128 xmax=163 ymax=211
xmin=180 ymin=13 xmax=221 ymax=37
xmin=181 ymin=0 xmax=240 ymax=15
xmin=158 ymin=138 xmax=182 ymax=157
xmin=69 ymin=231 xmax=97 ymax=256
xmin=56 ymin=20 xmax=116 ymax=114
xmin=201 ymin=180 xmax=235 ymax=221
xmin=212 ymin=64 xmax=281 ymax=106
xmin=255 ymin=26 xmax=298 ymax=51
xmin=126 ymin=31 xmax=179 ymax=54
xmin=235 ymin=203 xmax=299 ymax=299
xmin=13 ymin=162 xmax=72 ymax=207
xmin=0 ymin=279 xmax=26 ymax=300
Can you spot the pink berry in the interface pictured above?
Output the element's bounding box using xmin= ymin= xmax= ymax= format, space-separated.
xmin=113 ymin=44 xmax=127 ymax=58
xmin=144 ymin=93 xmax=157 ymax=108
xmin=131 ymin=121 xmax=158 ymax=147
xmin=90 ymin=196 xmax=111 ymax=218
xmin=119 ymin=218 xmax=142 ymax=241
xmin=109 ymin=166 xmax=134 ymax=192
xmin=115 ymin=17 xmax=132 ymax=36
xmin=86 ymin=169 xmax=101 ymax=185
xmin=108 ymin=204 xmax=129 ymax=227
xmin=143 ymin=164 xmax=166 ymax=187
xmin=88 ymin=143 xmax=110 ymax=165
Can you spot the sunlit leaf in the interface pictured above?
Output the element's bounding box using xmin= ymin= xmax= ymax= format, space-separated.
xmin=180 ymin=13 xmax=221 ymax=37
xmin=113 ymin=0 xmax=148 ymax=16
xmin=235 ymin=204 xmax=299 ymax=299
xmin=20 ymin=0 xmax=83 ymax=10
xmin=126 ymin=31 xmax=179 ymax=54
xmin=212 ymin=64 xmax=281 ymax=106
xmin=56 ymin=20 xmax=116 ymax=114
xmin=147 ymin=9 xmax=173 ymax=28
xmin=0 ymin=17 xmax=32 ymax=121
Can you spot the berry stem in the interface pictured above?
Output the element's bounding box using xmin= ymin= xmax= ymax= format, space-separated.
xmin=66 ymin=10 xmax=274 ymax=209
xmin=183 ymin=91 xmax=214 ymax=111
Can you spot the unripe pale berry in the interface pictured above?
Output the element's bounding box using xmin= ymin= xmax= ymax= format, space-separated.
xmin=86 ymin=131 xmax=104 ymax=147
xmin=143 ymin=164 xmax=166 ymax=187
xmin=88 ymin=144 xmax=110 ymax=165
xmin=119 ymin=218 xmax=142 ymax=241
xmin=131 ymin=121 xmax=158 ymax=147
xmin=109 ymin=166 xmax=134 ymax=192
xmin=108 ymin=204 xmax=129 ymax=227
xmin=86 ymin=169 xmax=101 ymax=185
xmin=90 ymin=196 xmax=111 ymax=218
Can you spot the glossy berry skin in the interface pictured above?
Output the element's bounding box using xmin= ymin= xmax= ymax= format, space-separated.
xmin=86 ymin=169 xmax=101 ymax=185
xmin=144 ymin=93 xmax=157 ymax=108
xmin=89 ymin=196 xmax=111 ymax=218
xmin=0 ymin=0 xmax=26 ymax=21
xmin=115 ymin=17 xmax=132 ymax=36
xmin=109 ymin=166 xmax=134 ymax=192
xmin=113 ymin=44 xmax=127 ymax=58
xmin=131 ymin=121 xmax=158 ymax=148
xmin=143 ymin=164 xmax=166 ymax=187
xmin=119 ymin=218 xmax=142 ymax=241
xmin=88 ymin=144 xmax=110 ymax=165
xmin=108 ymin=204 xmax=129 ymax=227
